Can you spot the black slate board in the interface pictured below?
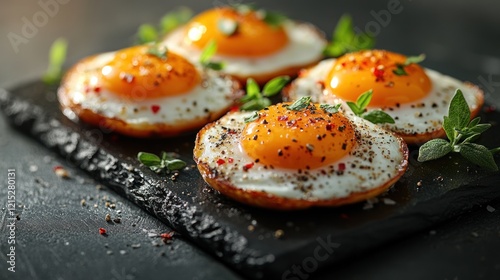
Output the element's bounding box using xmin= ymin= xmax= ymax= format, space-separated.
xmin=1 ymin=81 xmax=500 ymax=279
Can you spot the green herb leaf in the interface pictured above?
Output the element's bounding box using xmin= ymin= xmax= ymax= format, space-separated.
xmin=448 ymin=89 xmax=470 ymax=131
xmin=165 ymin=159 xmax=187 ymax=171
xmin=287 ymin=96 xmax=311 ymax=111
xmin=405 ymin=54 xmax=426 ymax=65
xmin=240 ymin=98 xmax=271 ymax=111
xmin=417 ymin=139 xmax=453 ymax=162
xmin=42 ymin=37 xmax=68 ymax=85
xmin=136 ymin=24 xmax=158 ymax=44
xmin=392 ymin=66 xmax=407 ymax=76
xmin=200 ymin=40 xmax=224 ymax=70
xmin=320 ymin=103 xmax=341 ymax=114
xmin=147 ymin=44 xmax=168 ymax=60
xmin=218 ymin=18 xmax=239 ymax=36
xmin=137 ymin=152 xmax=162 ymax=167
xmin=231 ymin=3 xmax=255 ymax=15
xmin=246 ymin=78 xmax=261 ymax=98
xmin=159 ymin=7 xmax=193 ymax=35
xmin=362 ymin=110 xmax=395 ymax=124
xmin=244 ymin=111 xmax=260 ymax=123
xmin=323 ymin=14 xmax=375 ymax=58
xmin=346 ymin=101 xmax=363 ymax=116
xmin=355 ymin=89 xmax=373 ymax=111
xmin=418 ymin=89 xmax=499 ymax=171
xmin=262 ymin=10 xmax=288 ymax=27
xmin=262 ymin=76 xmax=290 ymax=97
xmin=138 ymin=151 xmax=186 ymax=173
xmin=460 ymin=143 xmax=499 ymax=171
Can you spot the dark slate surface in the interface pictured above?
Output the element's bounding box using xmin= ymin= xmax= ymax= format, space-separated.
xmin=1 ymin=1 xmax=500 ymax=279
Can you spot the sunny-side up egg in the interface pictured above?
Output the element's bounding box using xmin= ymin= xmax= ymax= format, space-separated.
xmin=284 ymin=50 xmax=485 ymax=144
xmin=194 ymin=101 xmax=408 ymax=210
xmin=161 ymin=6 xmax=327 ymax=84
xmin=58 ymin=44 xmax=241 ymax=137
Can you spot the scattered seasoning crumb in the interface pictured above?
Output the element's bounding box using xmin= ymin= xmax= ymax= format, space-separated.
xmin=486 ymin=205 xmax=496 ymax=213
xmin=131 ymin=223 xmax=136 ymax=227
xmin=417 ymin=180 xmax=423 ymax=187
xmin=247 ymin=225 xmax=255 ymax=232
xmin=16 ymin=214 xmax=20 ymax=221
xmin=29 ymin=165 xmax=38 ymax=172
xmin=106 ymin=250 xmax=113 ymax=255
xmin=383 ymin=198 xmax=396 ymax=205
xmin=99 ymin=228 xmax=107 ymax=235
xmin=53 ymin=166 xmax=70 ymax=179
xmin=117 ymin=210 xmax=122 ymax=214
xmin=105 ymin=214 xmax=111 ymax=222
xmin=471 ymin=232 xmax=479 ymax=238
xmin=274 ymin=229 xmax=284 ymax=239
xmin=113 ymin=218 xmax=121 ymax=223
xmin=429 ymin=230 xmax=437 ymax=235
xmin=80 ymin=199 xmax=87 ymax=206
xmin=105 ymin=202 xmax=110 ymax=208
xmin=96 ymin=184 xmax=103 ymax=190
xmin=131 ymin=244 xmax=141 ymax=249
xmin=94 ymin=204 xmax=98 ymax=208
xmin=160 ymin=251 xmax=166 ymax=257
xmin=64 ymin=241 xmax=69 ymax=246
xmin=119 ymin=250 xmax=127 ymax=255
xmin=160 ymin=231 xmax=175 ymax=241
xmin=109 ymin=203 xmax=116 ymax=209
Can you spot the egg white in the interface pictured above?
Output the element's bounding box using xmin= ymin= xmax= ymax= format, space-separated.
xmin=161 ymin=21 xmax=326 ymax=79
xmin=285 ymin=58 xmax=484 ymax=137
xmin=195 ymin=111 xmax=408 ymax=201
xmin=58 ymin=51 xmax=239 ymax=126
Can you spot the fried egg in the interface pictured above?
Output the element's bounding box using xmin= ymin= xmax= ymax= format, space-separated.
xmin=194 ymin=101 xmax=408 ymax=210
xmin=58 ymin=45 xmax=241 ymax=137
xmin=161 ymin=6 xmax=327 ymax=84
xmin=284 ymin=50 xmax=484 ymax=144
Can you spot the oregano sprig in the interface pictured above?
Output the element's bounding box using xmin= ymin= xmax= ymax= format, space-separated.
xmin=346 ymin=90 xmax=395 ymax=124
xmin=393 ymin=54 xmax=426 ymax=76
xmin=137 ymin=151 xmax=186 ymax=173
xmin=239 ymin=76 xmax=291 ymax=111
xmin=323 ymin=14 xmax=375 ymax=58
xmin=418 ymin=89 xmax=499 ymax=171
xmin=286 ymin=96 xmax=342 ymax=114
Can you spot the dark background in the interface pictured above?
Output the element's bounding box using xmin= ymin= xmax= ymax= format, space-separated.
xmin=1 ymin=0 xmax=500 ymax=279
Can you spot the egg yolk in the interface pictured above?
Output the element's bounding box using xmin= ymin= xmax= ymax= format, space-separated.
xmin=241 ymin=103 xmax=356 ymax=170
xmin=326 ymin=50 xmax=432 ymax=107
xmin=184 ymin=7 xmax=289 ymax=57
xmin=99 ymin=45 xmax=201 ymax=99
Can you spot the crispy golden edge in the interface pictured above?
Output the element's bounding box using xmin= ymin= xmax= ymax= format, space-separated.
xmin=193 ymin=120 xmax=409 ymax=210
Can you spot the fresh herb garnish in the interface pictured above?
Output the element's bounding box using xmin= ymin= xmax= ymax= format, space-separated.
xmin=42 ymin=37 xmax=68 ymax=85
xmin=261 ymin=10 xmax=288 ymax=27
xmin=418 ymin=89 xmax=499 ymax=171
xmin=346 ymin=89 xmax=395 ymax=124
xmin=323 ymin=14 xmax=375 ymax=58
xmin=393 ymin=54 xmax=426 ymax=76
xmin=199 ymin=40 xmax=224 ymax=70
xmin=320 ymin=103 xmax=342 ymax=114
xmin=147 ymin=44 xmax=168 ymax=60
xmin=137 ymin=151 xmax=186 ymax=173
xmin=244 ymin=111 xmax=260 ymax=123
xmin=240 ymin=76 xmax=291 ymax=111
xmin=136 ymin=7 xmax=193 ymax=44
xmin=218 ymin=18 xmax=239 ymax=36
xmin=287 ymin=96 xmax=312 ymax=111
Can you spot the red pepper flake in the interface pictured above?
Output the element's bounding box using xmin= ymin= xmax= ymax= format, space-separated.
xmin=151 ymin=105 xmax=161 ymax=114
xmin=216 ymin=159 xmax=225 ymax=165
xmin=230 ymin=105 xmax=240 ymax=112
xmin=227 ymin=158 xmax=234 ymax=163
xmin=243 ymin=162 xmax=254 ymax=171
xmin=160 ymin=231 xmax=174 ymax=240
xmin=94 ymin=86 xmax=101 ymax=93
xmin=338 ymin=163 xmax=346 ymax=171
xmin=316 ymin=80 xmax=325 ymax=87
xmin=326 ymin=124 xmax=334 ymax=131
xmin=373 ymin=66 xmax=385 ymax=81
xmin=99 ymin=228 xmax=107 ymax=235
xmin=277 ymin=115 xmax=288 ymax=121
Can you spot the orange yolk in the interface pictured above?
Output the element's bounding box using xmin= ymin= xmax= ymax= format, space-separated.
xmin=184 ymin=7 xmax=289 ymax=57
xmin=326 ymin=50 xmax=432 ymax=107
xmin=241 ymin=103 xmax=356 ymax=170
xmin=99 ymin=45 xmax=201 ymax=99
